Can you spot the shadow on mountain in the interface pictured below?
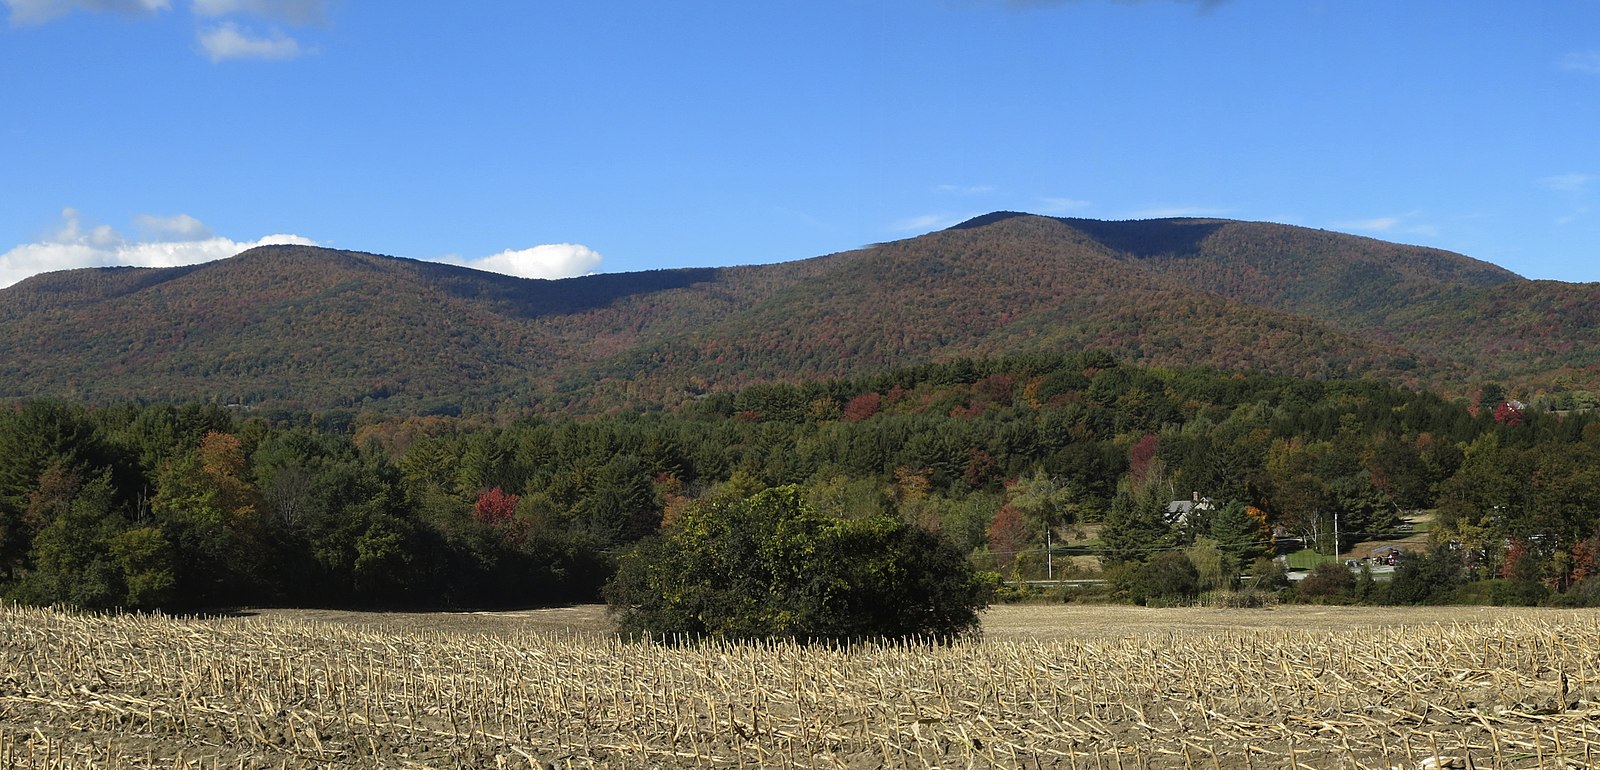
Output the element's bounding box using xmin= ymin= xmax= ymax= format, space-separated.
xmin=946 ymin=211 xmax=1035 ymax=230
xmin=1054 ymin=218 xmax=1226 ymax=259
xmin=946 ymin=212 xmax=1225 ymax=259
xmin=405 ymin=261 xmax=725 ymax=318
xmin=10 ymin=263 xmax=210 ymax=301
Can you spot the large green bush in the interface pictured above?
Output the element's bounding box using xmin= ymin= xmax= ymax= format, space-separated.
xmin=1118 ymin=551 xmax=1200 ymax=606
xmin=604 ymin=486 xmax=987 ymax=642
xmin=1295 ymin=562 xmax=1356 ymax=603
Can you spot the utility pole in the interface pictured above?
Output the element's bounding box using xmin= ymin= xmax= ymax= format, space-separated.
xmin=1046 ymin=526 xmax=1054 ymax=581
xmin=1333 ymin=511 xmax=1340 ymax=564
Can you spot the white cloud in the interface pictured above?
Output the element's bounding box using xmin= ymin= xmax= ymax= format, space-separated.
xmin=4 ymin=0 xmax=167 ymax=24
xmin=0 ymin=208 xmax=314 ymax=288
xmin=1540 ymin=173 xmax=1592 ymax=192
xmin=1563 ymin=51 xmax=1600 ymax=75
xmin=191 ymin=0 xmax=324 ymax=24
xmin=198 ymin=21 xmax=303 ymax=61
xmin=441 ymin=244 xmax=604 ymax=280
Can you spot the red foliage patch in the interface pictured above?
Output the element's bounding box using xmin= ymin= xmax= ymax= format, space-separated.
xmin=842 ymin=391 xmax=882 ymax=422
xmin=1492 ymin=401 xmax=1525 ymax=426
xmin=473 ymin=487 xmax=520 ymax=530
xmin=1129 ymin=434 xmax=1160 ymax=487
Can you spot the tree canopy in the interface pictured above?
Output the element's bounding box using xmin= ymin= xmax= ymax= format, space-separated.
xmin=2 ymin=352 xmax=1600 ymax=613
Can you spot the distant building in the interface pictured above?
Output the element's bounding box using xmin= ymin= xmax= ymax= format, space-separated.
xmin=1165 ymin=492 xmax=1215 ymax=524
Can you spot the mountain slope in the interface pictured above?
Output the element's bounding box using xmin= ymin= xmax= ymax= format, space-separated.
xmin=557 ymin=215 xmax=1430 ymax=408
xmin=0 ymin=214 xmax=1591 ymax=413
xmin=959 ymin=213 xmax=1520 ymax=328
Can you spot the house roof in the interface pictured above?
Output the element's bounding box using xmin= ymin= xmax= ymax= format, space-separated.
xmin=1165 ymin=497 xmax=1215 ymax=522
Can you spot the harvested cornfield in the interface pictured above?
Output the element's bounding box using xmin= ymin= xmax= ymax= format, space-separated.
xmin=1 ymin=604 xmax=1598 ymax=769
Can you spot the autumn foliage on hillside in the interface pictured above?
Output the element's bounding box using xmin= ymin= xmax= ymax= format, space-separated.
xmin=4 ymin=214 xmax=1599 ymax=415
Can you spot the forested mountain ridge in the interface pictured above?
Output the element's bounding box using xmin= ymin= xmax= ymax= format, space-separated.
xmin=0 ymin=213 xmax=1593 ymax=413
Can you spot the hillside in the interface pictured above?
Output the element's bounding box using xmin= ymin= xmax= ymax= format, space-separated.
xmin=0 ymin=213 xmax=1593 ymax=413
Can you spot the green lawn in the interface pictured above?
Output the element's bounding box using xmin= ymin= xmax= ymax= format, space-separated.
xmin=1286 ymin=547 xmax=1340 ymax=571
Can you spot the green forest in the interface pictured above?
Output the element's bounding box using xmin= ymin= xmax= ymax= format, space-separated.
xmin=3 ymin=351 xmax=1599 ymax=619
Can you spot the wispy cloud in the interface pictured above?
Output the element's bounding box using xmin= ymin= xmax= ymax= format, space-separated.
xmin=1334 ymin=213 xmax=1439 ymax=238
xmin=1339 ymin=216 xmax=1402 ymax=233
xmin=1126 ymin=205 xmax=1231 ymax=219
xmin=889 ymin=212 xmax=971 ymax=232
xmin=198 ymin=21 xmax=303 ymax=61
xmin=437 ymin=244 xmax=604 ymax=280
xmin=934 ymin=184 xmax=995 ymax=195
xmin=1555 ymin=207 xmax=1591 ymax=226
xmin=194 ymin=1 xmax=324 ymax=62
xmin=5 ymin=0 xmax=324 ymax=61
xmin=993 ymin=0 xmax=1230 ymax=11
xmin=191 ymin=0 xmax=324 ymax=25
xmin=1540 ymin=173 xmax=1593 ymax=192
xmin=1038 ymin=197 xmax=1091 ymax=215
xmin=3 ymin=0 xmax=168 ymax=25
xmin=1562 ymin=51 xmax=1600 ymax=75
xmin=134 ymin=212 xmax=212 ymax=240
xmin=0 ymin=208 xmax=314 ymax=288
xmin=1539 ymin=174 xmax=1593 ymax=227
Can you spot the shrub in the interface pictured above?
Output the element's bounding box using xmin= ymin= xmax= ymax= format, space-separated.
xmin=1246 ymin=556 xmax=1290 ymax=591
xmin=1296 ymin=562 xmax=1355 ymax=603
xmin=1121 ymin=551 xmax=1200 ymax=606
xmin=1552 ymin=575 xmax=1600 ymax=607
xmin=1386 ymin=545 xmax=1467 ymax=605
xmin=604 ymin=486 xmax=987 ymax=642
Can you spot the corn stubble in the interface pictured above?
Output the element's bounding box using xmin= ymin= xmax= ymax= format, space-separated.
xmin=1 ymin=604 xmax=1597 ymax=769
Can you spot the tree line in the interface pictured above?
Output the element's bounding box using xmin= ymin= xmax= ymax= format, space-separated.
xmin=2 ymin=351 xmax=1597 ymax=619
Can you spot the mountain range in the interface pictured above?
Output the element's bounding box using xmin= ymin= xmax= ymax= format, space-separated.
xmin=2 ymin=212 xmax=1596 ymax=414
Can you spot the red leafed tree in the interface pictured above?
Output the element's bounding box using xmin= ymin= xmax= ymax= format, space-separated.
xmin=1492 ymin=401 xmax=1525 ymax=426
xmin=974 ymin=373 xmax=1015 ymax=407
xmin=988 ymin=504 xmax=1030 ymax=569
xmin=842 ymin=391 xmax=882 ymax=422
xmin=1499 ymin=538 xmax=1528 ymax=580
xmin=473 ymin=487 xmax=519 ymax=529
xmin=1128 ymin=434 xmax=1160 ymax=487
xmin=1571 ymin=536 xmax=1600 ymax=586
xmin=963 ymin=448 xmax=997 ymax=488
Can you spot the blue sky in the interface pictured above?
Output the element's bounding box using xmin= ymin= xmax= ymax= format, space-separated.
xmin=2 ymin=0 xmax=1598 ymax=288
